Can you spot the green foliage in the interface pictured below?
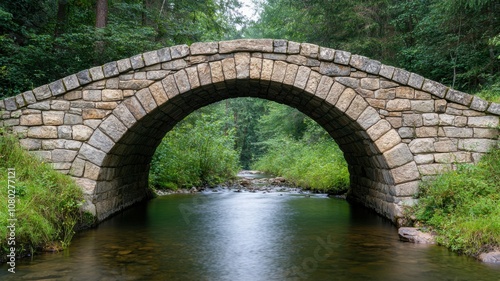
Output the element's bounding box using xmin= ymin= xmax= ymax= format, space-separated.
xmin=149 ymin=103 xmax=240 ymax=190
xmin=253 ymin=137 xmax=349 ymax=193
xmin=0 ymin=128 xmax=85 ymax=257
xmin=413 ymin=148 xmax=500 ymax=256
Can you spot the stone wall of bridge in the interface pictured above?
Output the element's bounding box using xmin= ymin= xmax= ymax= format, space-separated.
xmin=1 ymin=39 xmax=499 ymax=223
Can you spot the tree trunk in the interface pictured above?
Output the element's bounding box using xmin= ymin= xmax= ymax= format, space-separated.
xmin=54 ymin=0 xmax=68 ymax=37
xmin=96 ymin=0 xmax=108 ymax=28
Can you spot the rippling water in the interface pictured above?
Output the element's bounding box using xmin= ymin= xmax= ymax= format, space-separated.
xmin=1 ymin=191 xmax=499 ymax=280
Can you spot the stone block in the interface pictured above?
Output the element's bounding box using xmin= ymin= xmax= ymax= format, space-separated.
xmin=42 ymin=111 xmax=64 ymax=125
xmin=414 ymin=154 xmax=434 ymax=164
xmin=83 ymin=90 xmax=102 ymax=101
xmin=64 ymin=113 xmax=83 ymax=125
xmin=422 ymin=113 xmax=438 ymax=126
xmin=375 ymin=129 xmax=401 ymax=153
xmin=393 ymin=68 xmax=410 ymax=85
xmin=407 ymin=73 xmax=424 ymax=89
xmin=89 ymin=66 xmax=105 ymax=81
xmin=473 ymin=128 xmax=498 ymax=138
xmin=33 ymin=85 xmax=52 ymax=100
xmin=19 ymin=138 xmax=42 ymax=150
xmin=58 ymin=125 xmax=72 ymax=139
xmin=458 ymin=139 xmax=498 ymax=153
xmin=170 ymin=44 xmax=190 ymax=59
xmin=189 ymin=42 xmax=218 ymax=55
xmin=219 ymin=39 xmax=273 ymax=53
xmin=415 ymin=126 xmax=438 ymax=137
xmin=360 ymin=78 xmax=379 ymax=90
xmin=293 ymin=66 xmax=311 ymax=90
xmin=319 ymin=62 xmax=350 ymax=76
xmin=319 ymin=47 xmax=334 ymax=61
xmin=22 ymin=91 xmax=37 ymax=104
xmin=487 ymin=103 xmax=500 ymax=115
xmin=468 ymin=116 xmax=499 ymax=128
xmin=375 ymin=88 xmax=395 ymax=99
xmin=103 ymin=61 xmax=119 ymax=77
xmin=446 ymin=89 xmax=472 ymax=106
xmin=79 ymin=143 xmax=106 ymax=165
xmin=117 ymin=58 xmax=132 ymax=73
xmin=470 ymin=96 xmax=489 ymax=112
xmin=20 ymin=114 xmax=42 ymax=126
xmin=402 ymin=114 xmax=423 ymax=127
xmin=27 ymin=126 xmax=57 ymax=138
xmin=84 ymin=161 xmax=101 ymax=180
xmin=365 ymin=59 xmax=381 ymax=75
xmin=30 ymin=151 xmax=51 ymax=162
xmin=99 ymin=114 xmax=128 ymax=142
xmin=443 ymin=127 xmax=473 ymax=138
xmin=418 ymin=163 xmax=451 ymax=175
xmin=390 ymin=181 xmax=419 ymax=197
xmin=113 ymin=103 xmax=136 ymax=129
xmin=409 ymin=138 xmax=435 ymax=153
xmin=209 ymin=61 xmax=224 ymax=84
xmin=235 ymin=52 xmax=251 ymax=80
xmin=135 ymin=88 xmax=157 ymax=113
xmin=300 ymin=43 xmax=319 ymax=58
xmin=82 ymin=108 xmax=109 ymax=119
xmin=398 ymin=127 xmax=414 ymax=138
xmin=52 ymin=149 xmax=77 ymax=162
xmin=157 ymin=47 xmax=172 ymax=62
xmin=336 ymin=88 xmax=357 ymax=112
xmin=422 ymin=79 xmax=447 ymax=98
xmin=221 ymin=58 xmax=237 ymax=80
xmin=410 ymin=100 xmax=434 ymax=112
xmin=379 ymin=65 xmax=394 ymax=79
xmin=386 ymin=99 xmax=410 ymax=111
xmin=384 ymin=143 xmax=414 ymax=168
xmin=334 ymin=50 xmax=351 ymax=65
xmin=88 ymin=129 xmax=115 ymax=153
xmin=357 ymin=107 xmax=381 ymax=130
xmin=287 ymin=41 xmax=300 ymax=54
xmin=434 ymin=152 xmax=472 ymax=163
xmin=335 ymin=77 xmax=359 ymax=88
xmin=392 ymin=162 xmax=420 ymax=184
xmin=72 ymin=125 xmax=94 ymax=141
xmin=345 ymin=95 xmax=368 ymax=120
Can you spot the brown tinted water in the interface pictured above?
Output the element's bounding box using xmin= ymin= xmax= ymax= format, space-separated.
xmin=2 ymin=191 xmax=500 ymax=280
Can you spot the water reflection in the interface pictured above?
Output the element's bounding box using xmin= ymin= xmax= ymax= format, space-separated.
xmin=1 ymin=192 xmax=499 ymax=280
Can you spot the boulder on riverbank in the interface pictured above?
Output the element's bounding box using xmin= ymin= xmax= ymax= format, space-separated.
xmin=398 ymin=227 xmax=436 ymax=244
xmin=478 ymin=251 xmax=500 ymax=264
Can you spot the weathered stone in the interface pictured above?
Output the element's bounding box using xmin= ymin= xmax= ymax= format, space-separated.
xmin=334 ymin=50 xmax=351 ymax=65
xmin=130 ymin=54 xmax=145 ymax=69
xmin=415 ymin=126 xmax=438 ymax=137
xmin=386 ymin=99 xmax=411 ymax=111
xmin=157 ymin=47 xmax=172 ymax=62
xmin=117 ymin=58 xmax=132 ymax=73
xmin=422 ymin=79 xmax=447 ymax=98
xmin=42 ymin=111 xmax=65 ymax=125
xmin=409 ymin=138 xmax=435 ymax=153
xmin=336 ymin=88 xmax=357 ymax=112
xmin=99 ymin=115 xmax=127 ymax=142
xmin=467 ymin=116 xmax=499 ymax=128
xmin=360 ymin=78 xmax=379 ymax=90
xmin=345 ymin=95 xmax=368 ymax=120
xmin=319 ymin=47 xmax=334 ymax=61
xmin=458 ymin=139 xmax=498 ymax=153
xmin=170 ymin=44 xmax=190 ymax=59
xmin=414 ymin=154 xmax=434 ymax=164
xmin=384 ymin=143 xmax=414 ymax=168
xmin=58 ymin=125 xmax=72 ymax=139
xmin=335 ymin=77 xmax=359 ymax=88
xmin=402 ymin=114 xmax=423 ymax=127
xmin=478 ymin=251 xmax=500 ymax=264
xmin=72 ymin=124 xmax=94 ymax=141
xmin=319 ymin=62 xmax=350 ymax=76
xmin=443 ymin=127 xmax=473 ymax=138
xmin=83 ymin=90 xmax=101 ymax=101
xmin=407 ymin=73 xmax=424 ymax=89
xmin=82 ymin=108 xmax=109 ymax=119
xmin=79 ymin=143 xmax=106 ymax=165
xmin=219 ymin=39 xmax=273 ymax=53
xmin=398 ymin=127 xmax=415 ymax=139
xmin=365 ymin=59 xmax=381 ymax=75
xmin=434 ymin=152 xmax=471 ymax=163
xmin=287 ymin=41 xmax=300 ymax=54
xmin=89 ymin=66 xmax=105 ymax=81
xmin=52 ymin=149 xmax=77 ymax=162
xmin=398 ymin=227 xmax=435 ymax=244
xmin=135 ymin=88 xmax=157 ymax=113
xmin=33 ymin=85 xmax=52 ymax=100
xmin=418 ymin=163 xmax=452 ymax=175
xmin=470 ymin=96 xmax=489 ymax=112
xmin=375 ymin=129 xmax=401 ymax=153
xmin=357 ymin=107 xmax=381 ymax=130
xmin=411 ymin=100 xmax=434 ymax=112
xmin=51 ymin=100 xmax=70 ymax=111
xmin=350 ymin=55 xmax=368 ymax=71
xmin=190 ymin=42 xmax=218 ymax=55
xmin=367 ymin=120 xmax=392 ymax=141
xmin=235 ymin=52 xmax=251 ymax=80
xmin=20 ymin=114 xmax=43 ymax=126
xmin=392 ymin=162 xmax=420 ymax=183
xmin=375 ymin=88 xmax=395 ymax=99
xmin=446 ymin=89 xmax=472 ymax=106
xmin=70 ymin=158 xmax=85 ymax=177
xmin=64 ymin=113 xmax=83 ymax=125
xmin=19 ymin=138 xmax=42 ymax=150
xmin=88 ymin=129 xmax=115 ymax=153
xmin=142 ymin=50 xmax=160 ymax=66
xmin=27 ymin=126 xmax=58 ymax=138
xmin=487 ymin=103 xmax=500 ymax=115
xmin=49 ymin=80 xmax=66 ymax=96
xmin=103 ymin=62 xmax=119 ymax=77
xmin=273 ymin=40 xmax=287 ymax=53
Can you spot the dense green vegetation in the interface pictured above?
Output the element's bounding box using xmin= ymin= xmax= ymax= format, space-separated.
xmin=149 ymin=103 xmax=240 ymax=190
xmin=410 ymin=147 xmax=500 ymax=256
xmin=0 ymin=128 xmax=85 ymax=259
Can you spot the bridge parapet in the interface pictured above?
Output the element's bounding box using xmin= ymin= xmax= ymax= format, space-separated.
xmin=1 ymin=39 xmax=499 ymax=223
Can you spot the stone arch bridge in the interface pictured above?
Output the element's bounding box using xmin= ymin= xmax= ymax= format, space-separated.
xmin=1 ymin=39 xmax=499 ymax=224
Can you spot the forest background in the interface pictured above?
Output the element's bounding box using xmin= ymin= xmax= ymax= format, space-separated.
xmin=1 ymin=0 xmax=500 ymax=257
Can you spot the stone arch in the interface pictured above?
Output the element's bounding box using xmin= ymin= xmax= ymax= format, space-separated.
xmin=1 ymin=39 xmax=499 ymax=224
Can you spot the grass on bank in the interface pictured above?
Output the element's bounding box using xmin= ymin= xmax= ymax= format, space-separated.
xmin=252 ymin=138 xmax=349 ymax=194
xmin=410 ymin=147 xmax=500 ymax=256
xmin=0 ymin=128 xmax=84 ymax=258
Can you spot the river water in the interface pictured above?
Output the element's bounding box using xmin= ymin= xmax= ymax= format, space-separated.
xmin=2 ymin=190 xmax=500 ymax=280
